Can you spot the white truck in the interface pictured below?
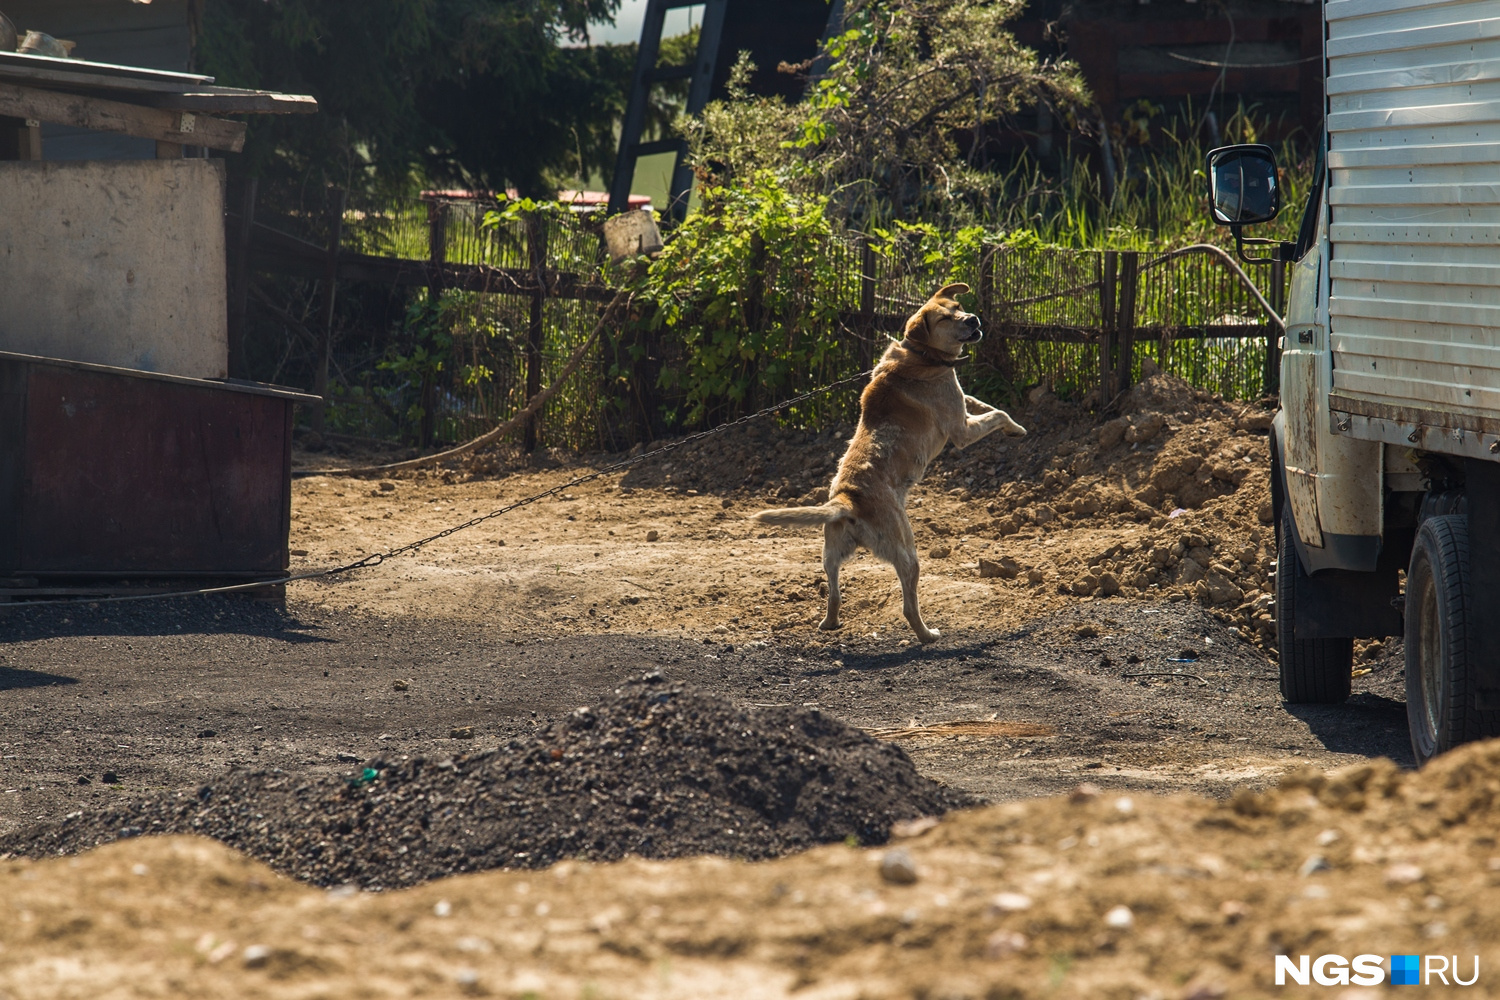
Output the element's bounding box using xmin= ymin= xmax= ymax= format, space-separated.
xmin=1208 ymin=0 xmax=1500 ymax=764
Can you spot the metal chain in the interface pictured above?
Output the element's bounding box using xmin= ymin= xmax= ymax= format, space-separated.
xmin=4 ymin=369 xmax=874 ymax=608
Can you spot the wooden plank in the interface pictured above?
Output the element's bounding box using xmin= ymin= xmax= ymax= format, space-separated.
xmin=0 ymin=80 xmax=245 ymax=151
xmin=134 ymin=90 xmax=319 ymax=115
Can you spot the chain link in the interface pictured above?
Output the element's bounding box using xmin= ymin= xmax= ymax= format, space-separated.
xmin=5 ymin=369 xmax=874 ymax=608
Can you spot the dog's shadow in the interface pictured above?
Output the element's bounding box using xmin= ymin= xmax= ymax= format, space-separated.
xmin=800 ymin=637 xmax=1006 ymax=676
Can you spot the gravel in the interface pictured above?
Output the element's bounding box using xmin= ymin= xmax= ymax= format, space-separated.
xmin=3 ymin=676 xmax=966 ymax=889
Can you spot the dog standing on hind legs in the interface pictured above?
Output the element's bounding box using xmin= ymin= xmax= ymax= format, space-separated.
xmin=752 ymin=283 xmax=1027 ymax=643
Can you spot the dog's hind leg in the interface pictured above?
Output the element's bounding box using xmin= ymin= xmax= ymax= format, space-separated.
xmin=893 ymin=544 xmax=940 ymax=643
xmin=820 ymin=520 xmax=856 ymax=631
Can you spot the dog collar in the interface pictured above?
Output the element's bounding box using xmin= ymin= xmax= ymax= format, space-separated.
xmin=898 ymin=339 xmax=968 ymax=368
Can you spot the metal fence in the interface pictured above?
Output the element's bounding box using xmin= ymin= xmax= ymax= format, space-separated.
xmin=233 ymin=192 xmax=1285 ymax=452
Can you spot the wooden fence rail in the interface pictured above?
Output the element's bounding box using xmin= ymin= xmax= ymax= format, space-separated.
xmin=229 ymin=199 xmax=1286 ymax=450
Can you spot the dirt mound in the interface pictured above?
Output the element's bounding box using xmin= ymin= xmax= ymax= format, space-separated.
xmin=3 ymin=677 xmax=964 ymax=889
xmin=11 ymin=742 xmax=1500 ymax=998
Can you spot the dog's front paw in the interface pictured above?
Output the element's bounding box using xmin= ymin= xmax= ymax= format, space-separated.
xmin=917 ymin=628 xmax=941 ymax=643
xmin=1004 ymin=421 xmax=1027 ymax=437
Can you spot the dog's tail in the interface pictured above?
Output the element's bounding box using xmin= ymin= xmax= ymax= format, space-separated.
xmin=751 ymin=497 xmax=853 ymax=527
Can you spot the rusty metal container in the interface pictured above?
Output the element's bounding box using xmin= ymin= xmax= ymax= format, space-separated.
xmin=0 ymin=351 xmax=316 ymax=580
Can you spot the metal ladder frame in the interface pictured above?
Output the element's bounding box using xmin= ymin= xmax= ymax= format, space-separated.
xmin=606 ymin=0 xmax=728 ymax=223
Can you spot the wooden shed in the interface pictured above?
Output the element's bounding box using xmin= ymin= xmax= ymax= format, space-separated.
xmin=0 ymin=40 xmax=320 ymax=596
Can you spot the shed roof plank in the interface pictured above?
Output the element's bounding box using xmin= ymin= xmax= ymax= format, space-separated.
xmin=0 ymin=81 xmax=246 ymax=151
xmin=133 ymin=91 xmax=319 ymax=115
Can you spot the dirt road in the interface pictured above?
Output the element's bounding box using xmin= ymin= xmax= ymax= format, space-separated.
xmin=0 ymin=373 xmax=1446 ymax=999
xmin=0 ymin=376 xmax=1413 ymax=840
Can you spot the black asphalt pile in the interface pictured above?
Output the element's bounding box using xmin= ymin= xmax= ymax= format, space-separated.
xmin=3 ymin=677 xmax=965 ymax=889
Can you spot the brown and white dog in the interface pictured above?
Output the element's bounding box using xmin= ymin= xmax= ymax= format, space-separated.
xmin=752 ymin=283 xmax=1026 ymax=642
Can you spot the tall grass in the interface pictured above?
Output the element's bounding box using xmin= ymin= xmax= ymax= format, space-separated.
xmin=982 ymin=104 xmax=1313 ymax=250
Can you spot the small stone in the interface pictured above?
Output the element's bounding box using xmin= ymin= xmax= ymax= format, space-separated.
xmin=1299 ymin=854 xmax=1331 ymax=877
xmin=197 ymin=729 xmax=217 ymax=739
xmin=890 ymin=816 xmax=939 ymax=839
xmin=1103 ymin=905 xmax=1134 ymax=929
xmin=1316 ymin=828 xmax=1340 ymax=847
xmin=1114 ymin=796 xmax=1135 ymax=814
xmin=242 ymin=944 xmax=272 ymax=969
xmin=985 ymin=929 xmax=1029 ymax=958
xmin=1257 ymin=501 xmax=1275 ymax=525
xmin=1386 ymin=862 xmax=1424 ymax=885
xmin=879 ymin=848 xmax=919 ymax=885
xmin=1069 ymin=782 xmax=1101 ymax=803
xmin=378 ymin=481 xmax=396 ymax=492
xmin=1219 ymin=900 xmax=1248 ymax=924
xmin=1073 ymin=623 xmax=1101 ymax=639
xmin=434 ymin=900 xmax=452 ymax=917
xmin=1098 ymin=572 xmax=1120 ymax=596
xmin=989 ymin=892 xmax=1033 ymax=913
xmin=1070 ymin=574 xmax=1098 ymax=596
xmin=979 ymin=557 xmax=1020 ymax=579
xmin=928 ymin=545 xmax=952 ymax=559
xmin=646 ymin=529 xmax=660 ymax=542
xmin=76 ymin=775 xmax=90 ymax=786
xmin=393 ymin=679 xmax=410 ymax=691
xmin=1202 ymin=569 xmax=1243 ymax=605
xmin=1124 ymin=412 xmax=1165 ymax=444
xmin=102 ymin=772 xmax=119 ymax=784
xmin=1025 ymin=568 xmax=1045 ymax=584
xmin=450 ymin=726 xmax=475 ymax=740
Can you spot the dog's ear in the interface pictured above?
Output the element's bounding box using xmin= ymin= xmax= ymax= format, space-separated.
xmin=934 ymin=282 xmax=971 ymax=301
xmin=904 ymin=307 xmax=931 ymax=342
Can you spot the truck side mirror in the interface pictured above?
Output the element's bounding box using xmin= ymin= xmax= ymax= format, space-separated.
xmin=1206 ymin=144 xmax=1282 ymax=225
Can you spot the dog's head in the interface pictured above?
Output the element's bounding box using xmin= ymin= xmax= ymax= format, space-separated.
xmin=904 ymin=282 xmax=982 ymax=353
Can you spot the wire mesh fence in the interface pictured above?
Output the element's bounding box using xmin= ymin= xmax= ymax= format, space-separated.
xmin=239 ymin=199 xmax=1285 ymax=453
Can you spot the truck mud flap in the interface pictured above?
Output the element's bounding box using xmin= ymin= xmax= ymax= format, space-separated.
xmin=1288 ymin=533 xmax=1407 ymax=640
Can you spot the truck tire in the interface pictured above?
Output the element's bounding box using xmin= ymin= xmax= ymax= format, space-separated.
xmin=1276 ymin=506 xmax=1353 ymax=704
xmin=1404 ymin=514 xmax=1500 ymax=765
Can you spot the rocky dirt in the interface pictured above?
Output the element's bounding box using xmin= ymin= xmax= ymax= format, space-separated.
xmin=0 ymin=369 xmax=1447 ymax=998
xmin=5 ymin=678 xmax=964 ymax=888
xmin=5 ymin=744 xmax=1500 ymax=998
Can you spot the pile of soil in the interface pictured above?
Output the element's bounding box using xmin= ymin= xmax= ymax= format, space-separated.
xmin=924 ymin=371 xmax=1280 ymax=647
xmin=10 ymin=742 xmax=1500 ymax=998
xmin=3 ymin=678 xmax=965 ymax=889
xmin=613 ymin=368 xmax=1280 ymax=646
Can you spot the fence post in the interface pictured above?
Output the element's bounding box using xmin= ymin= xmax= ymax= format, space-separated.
xmin=419 ymin=200 xmax=451 ymax=446
xmin=1099 ymin=250 xmax=1118 ymax=403
xmin=1117 ymin=252 xmax=1139 ymax=393
xmin=311 ymin=187 xmax=346 ymax=436
xmin=523 ymin=211 xmax=548 ymax=452
xmin=859 ymin=236 xmax=877 ymax=377
xmin=1265 ymin=257 xmax=1286 ymax=396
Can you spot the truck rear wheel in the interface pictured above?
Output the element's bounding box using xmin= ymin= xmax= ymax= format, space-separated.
xmin=1404 ymin=514 xmax=1499 ymax=765
xmin=1276 ymin=506 xmax=1353 ymax=704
